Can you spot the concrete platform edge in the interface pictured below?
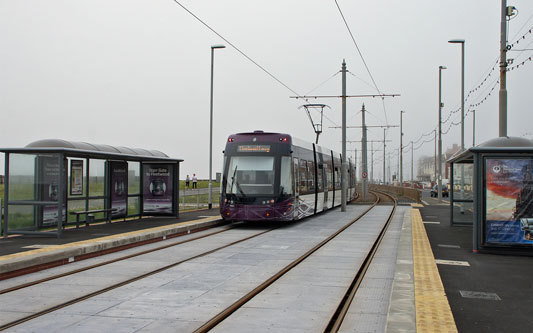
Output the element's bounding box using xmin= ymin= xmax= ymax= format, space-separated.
xmin=386 ymin=208 xmax=416 ymax=332
xmin=0 ymin=217 xmax=223 ymax=276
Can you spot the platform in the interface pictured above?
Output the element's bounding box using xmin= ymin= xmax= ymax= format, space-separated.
xmin=1 ymin=199 xmax=529 ymax=331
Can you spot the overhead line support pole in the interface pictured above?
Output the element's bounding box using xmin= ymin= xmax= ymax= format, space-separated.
xmin=341 ymin=61 xmax=347 ymax=212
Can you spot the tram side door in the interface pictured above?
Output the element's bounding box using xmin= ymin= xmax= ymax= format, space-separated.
xmin=321 ymin=164 xmax=328 ymax=209
xmin=293 ymin=157 xmax=299 ymax=216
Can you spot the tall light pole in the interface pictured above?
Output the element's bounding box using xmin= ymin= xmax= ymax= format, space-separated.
xmin=499 ymin=0 xmax=508 ymax=137
xmin=449 ymin=39 xmax=465 ymax=209
xmin=472 ymin=109 xmax=476 ymax=146
xmin=208 ymin=44 xmax=225 ymax=210
xmin=400 ymin=110 xmax=405 ymax=186
xmin=438 ymin=65 xmax=447 ymax=202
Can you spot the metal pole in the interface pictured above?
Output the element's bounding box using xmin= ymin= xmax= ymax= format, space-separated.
xmin=341 ymin=60 xmax=347 ymax=211
xmin=400 ymin=110 xmax=404 ymax=185
xmin=208 ymin=45 xmax=225 ymax=210
xmin=362 ymin=104 xmax=368 ymax=198
xmin=434 ymin=129 xmax=437 ymax=185
xmin=473 ymin=109 xmax=476 ymax=146
xmin=499 ymin=0 xmax=508 ymax=137
xmin=411 ymin=141 xmax=414 ymax=187
xmin=370 ymin=141 xmax=374 ymax=184
xmin=383 ymin=129 xmax=386 ymax=184
xmin=438 ymin=66 xmax=446 ymax=202
xmin=450 ymin=39 xmax=466 ymax=210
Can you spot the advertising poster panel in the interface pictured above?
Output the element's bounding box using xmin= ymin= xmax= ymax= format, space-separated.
xmin=70 ymin=160 xmax=83 ymax=195
xmin=110 ymin=162 xmax=128 ymax=218
xmin=143 ymin=164 xmax=173 ymax=215
xmin=39 ymin=156 xmax=66 ymax=226
xmin=485 ymin=158 xmax=533 ymax=245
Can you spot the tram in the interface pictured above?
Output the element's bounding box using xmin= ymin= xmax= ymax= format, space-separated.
xmin=220 ymin=130 xmax=357 ymax=222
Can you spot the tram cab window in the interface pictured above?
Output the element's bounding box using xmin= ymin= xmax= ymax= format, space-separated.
xmin=280 ymin=156 xmax=293 ymax=197
xmin=225 ymin=156 xmax=275 ymax=195
xmin=299 ymin=160 xmax=308 ymax=193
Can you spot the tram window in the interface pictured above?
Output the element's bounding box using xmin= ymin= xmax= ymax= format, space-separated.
xmin=299 ymin=159 xmax=308 ymax=193
xmin=308 ymin=161 xmax=315 ymax=191
xmin=326 ymin=163 xmax=333 ymax=190
xmin=334 ymin=167 xmax=341 ymax=188
xmin=280 ymin=156 xmax=293 ymax=197
xmin=317 ymin=164 xmax=323 ymax=191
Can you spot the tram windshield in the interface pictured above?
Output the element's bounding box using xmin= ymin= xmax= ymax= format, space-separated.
xmin=226 ymin=156 xmax=275 ymax=196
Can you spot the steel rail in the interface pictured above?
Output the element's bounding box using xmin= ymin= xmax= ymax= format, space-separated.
xmin=0 ymin=223 xmax=232 ymax=295
xmin=325 ymin=189 xmax=398 ymax=332
xmin=0 ymin=225 xmax=278 ymax=331
xmin=194 ymin=193 xmax=381 ymax=333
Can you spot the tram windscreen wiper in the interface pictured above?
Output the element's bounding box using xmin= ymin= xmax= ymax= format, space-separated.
xmin=229 ymin=165 xmax=238 ymax=194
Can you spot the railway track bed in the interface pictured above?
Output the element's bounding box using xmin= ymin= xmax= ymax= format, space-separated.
xmin=1 ymin=196 xmax=411 ymax=332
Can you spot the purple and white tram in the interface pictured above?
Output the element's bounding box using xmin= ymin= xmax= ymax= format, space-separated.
xmin=220 ymin=130 xmax=357 ymax=222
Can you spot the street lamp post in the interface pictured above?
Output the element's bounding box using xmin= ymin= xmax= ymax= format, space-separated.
xmin=400 ymin=110 xmax=405 ymax=186
xmin=449 ymin=39 xmax=465 ymax=211
xmin=208 ymin=44 xmax=225 ymax=210
xmin=438 ymin=65 xmax=446 ymax=202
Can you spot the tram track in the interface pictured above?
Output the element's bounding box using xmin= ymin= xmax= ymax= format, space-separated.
xmin=1 ymin=192 xmax=399 ymax=332
xmin=0 ymin=224 xmax=279 ymax=331
xmin=194 ymin=190 xmax=397 ymax=333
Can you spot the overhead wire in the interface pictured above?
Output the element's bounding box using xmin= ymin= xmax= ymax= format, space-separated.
xmin=171 ymin=0 xmax=301 ymax=97
xmin=334 ymin=0 xmax=388 ymax=125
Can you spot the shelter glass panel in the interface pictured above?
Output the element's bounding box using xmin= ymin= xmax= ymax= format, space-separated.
xmin=89 ymin=159 xmax=106 ymax=197
xmin=88 ymin=199 xmax=106 ymax=220
xmin=8 ymin=205 xmax=35 ymax=230
xmin=8 ymin=154 xmax=37 ymax=201
xmin=67 ymin=199 xmax=86 ymax=223
xmin=452 ymin=202 xmax=473 ymax=225
xmin=452 ymin=163 xmax=473 ymax=201
xmin=128 ymin=162 xmax=141 ymax=195
xmin=128 ymin=197 xmax=140 ymax=216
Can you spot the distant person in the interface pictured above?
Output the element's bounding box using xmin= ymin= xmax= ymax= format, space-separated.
xmin=185 ymin=175 xmax=190 ymax=190
xmin=192 ymin=174 xmax=198 ymax=189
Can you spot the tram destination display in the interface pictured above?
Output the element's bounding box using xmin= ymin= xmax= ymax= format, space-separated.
xmin=237 ymin=145 xmax=271 ymax=153
xmin=485 ymin=158 xmax=533 ymax=245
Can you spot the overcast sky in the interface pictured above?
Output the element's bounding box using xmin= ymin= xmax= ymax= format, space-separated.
xmin=1 ymin=0 xmax=533 ymax=180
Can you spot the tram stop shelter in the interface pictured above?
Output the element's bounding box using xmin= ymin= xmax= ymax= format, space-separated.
xmin=1 ymin=139 xmax=183 ymax=238
xmin=449 ymin=136 xmax=533 ymax=255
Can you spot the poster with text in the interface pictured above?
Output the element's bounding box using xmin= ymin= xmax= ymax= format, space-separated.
xmin=485 ymin=158 xmax=533 ymax=245
xmin=110 ymin=162 xmax=128 ymax=218
xmin=39 ymin=156 xmax=66 ymax=226
xmin=143 ymin=164 xmax=173 ymax=215
xmin=70 ymin=160 xmax=83 ymax=195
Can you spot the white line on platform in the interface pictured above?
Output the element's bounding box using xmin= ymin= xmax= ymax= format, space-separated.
xmin=422 ymin=200 xmax=429 ymax=206
xmin=435 ymin=259 xmax=470 ymax=266
xmin=460 ymin=290 xmax=501 ymax=300
xmin=423 ymin=221 xmax=441 ymax=224
xmin=425 ymin=215 xmax=438 ymax=218
xmin=438 ymin=244 xmax=461 ymax=249
xmin=22 ymin=244 xmax=56 ymax=249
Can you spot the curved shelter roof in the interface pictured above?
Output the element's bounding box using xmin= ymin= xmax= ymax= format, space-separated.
xmin=0 ymin=139 xmax=182 ymax=162
xmin=448 ymin=136 xmax=533 ymax=164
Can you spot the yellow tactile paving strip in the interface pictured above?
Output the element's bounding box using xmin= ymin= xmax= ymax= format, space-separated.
xmin=412 ymin=208 xmax=458 ymax=333
xmin=0 ymin=216 xmax=220 ymax=262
